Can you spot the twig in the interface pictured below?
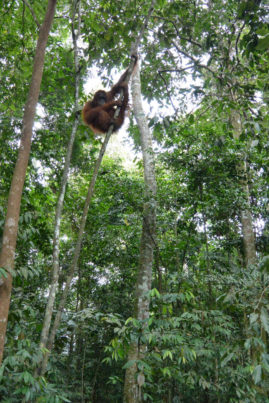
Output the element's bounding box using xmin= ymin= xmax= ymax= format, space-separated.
xmin=172 ymin=40 xmax=222 ymax=80
xmin=3 ymin=0 xmax=16 ymax=16
xmin=232 ymin=21 xmax=246 ymax=71
xmin=158 ymin=67 xmax=193 ymax=74
xmin=22 ymin=0 xmax=41 ymax=29
xmin=157 ymin=71 xmax=178 ymax=114
xmin=152 ymin=14 xmax=203 ymax=48
xmin=131 ymin=0 xmax=156 ymax=54
xmin=255 ymin=284 xmax=269 ymax=312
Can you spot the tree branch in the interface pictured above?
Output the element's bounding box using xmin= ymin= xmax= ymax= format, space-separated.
xmin=153 ymin=14 xmax=203 ymax=48
xmin=158 ymin=67 xmax=193 ymax=74
xmin=171 ymin=40 xmax=223 ymax=80
xmin=157 ymin=71 xmax=178 ymax=114
xmin=233 ymin=21 xmax=246 ymax=70
xmin=22 ymin=0 xmax=41 ymax=29
xmin=131 ymin=0 xmax=156 ymax=55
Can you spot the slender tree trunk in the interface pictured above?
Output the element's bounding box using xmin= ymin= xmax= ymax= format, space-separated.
xmin=124 ymin=62 xmax=157 ymax=403
xmin=38 ymin=0 xmax=81 ymax=371
xmin=39 ymin=127 xmax=112 ymax=375
xmin=230 ymin=110 xmax=256 ymax=266
xmin=91 ymin=357 xmax=101 ymax=402
xmin=81 ymin=340 xmax=86 ymax=403
xmin=0 ymin=0 xmax=57 ymax=365
xmin=40 ymin=54 xmax=138 ymax=376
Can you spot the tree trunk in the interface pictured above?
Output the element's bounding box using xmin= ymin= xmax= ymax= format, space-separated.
xmin=230 ymin=110 xmax=256 ymax=266
xmin=0 ymin=0 xmax=57 ymax=365
xmin=38 ymin=0 xmax=81 ymax=370
xmin=40 ymin=55 xmax=138 ymax=375
xmin=123 ymin=62 xmax=157 ymax=403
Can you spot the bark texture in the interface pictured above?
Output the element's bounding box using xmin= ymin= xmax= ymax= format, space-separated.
xmin=123 ymin=63 xmax=157 ymax=403
xmin=230 ymin=110 xmax=256 ymax=266
xmin=0 ymin=0 xmax=57 ymax=365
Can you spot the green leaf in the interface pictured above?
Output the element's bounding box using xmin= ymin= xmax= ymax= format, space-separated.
xmin=256 ymin=35 xmax=269 ymax=50
xmin=21 ymin=266 xmax=28 ymax=279
xmin=249 ymin=312 xmax=258 ymax=325
xmin=25 ymin=390 xmax=31 ymax=401
xmin=23 ymin=371 xmax=31 ymax=383
xmin=0 ymin=267 xmax=8 ymax=280
xmin=260 ymin=308 xmax=269 ymax=334
xmin=150 ymin=288 xmax=160 ymax=298
xmin=252 ymin=365 xmax=262 ymax=384
xmin=163 ymin=350 xmax=173 ymax=360
xmin=256 ymin=26 xmax=269 ymax=36
xmin=0 ymin=364 xmax=5 ymax=379
xmin=161 ymin=367 xmax=171 ymax=377
xmin=245 ymin=338 xmax=252 ymax=349
xmin=259 ymin=256 xmax=269 ymax=273
xmin=123 ymin=360 xmax=136 ymax=369
xmin=221 ymin=352 xmax=234 ymax=367
xmin=188 ymin=114 xmax=194 ymax=124
xmin=261 ymin=353 xmax=269 ymax=372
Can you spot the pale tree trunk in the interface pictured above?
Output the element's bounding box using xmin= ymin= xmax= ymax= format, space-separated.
xmin=124 ymin=62 xmax=157 ymax=403
xmin=38 ymin=0 xmax=81 ymax=371
xmin=40 ymin=55 xmax=138 ymax=376
xmin=230 ymin=110 xmax=256 ymax=266
xmin=0 ymin=0 xmax=57 ymax=365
